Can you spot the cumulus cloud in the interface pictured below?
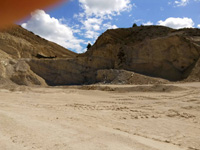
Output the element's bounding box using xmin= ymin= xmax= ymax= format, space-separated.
xmin=198 ymin=24 xmax=200 ymax=28
xmin=103 ymin=23 xmax=118 ymax=29
xmin=79 ymin=0 xmax=132 ymax=17
xmin=75 ymin=0 xmax=130 ymax=40
xmin=82 ymin=18 xmax=103 ymax=31
xmin=174 ymin=0 xmax=189 ymax=7
xmin=79 ymin=16 xmax=117 ymax=39
xmin=22 ymin=10 xmax=84 ymax=53
xmin=79 ymin=17 xmax=102 ymax=39
xmin=157 ymin=17 xmax=194 ymax=29
xmin=85 ymin=30 xmax=100 ymax=39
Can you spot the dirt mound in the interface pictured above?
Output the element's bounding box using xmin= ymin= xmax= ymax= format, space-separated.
xmin=184 ymin=58 xmax=200 ymax=82
xmin=0 ymin=57 xmax=47 ymax=86
xmin=96 ymin=69 xmax=168 ymax=84
xmin=79 ymin=84 xmax=185 ymax=93
xmin=115 ymin=84 xmax=185 ymax=92
xmin=79 ymin=85 xmax=115 ymax=91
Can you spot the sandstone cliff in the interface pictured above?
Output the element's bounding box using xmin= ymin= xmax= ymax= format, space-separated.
xmin=0 ymin=49 xmax=46 ymax=87
xmin=0 ymin=25 xmax=200 ymax=86
xmin=0 ymin=25 xmax=76 ymax=59
xmin=0 ymin=25 xmax=76 ymax=86
xmin=80 ymin=26 xmax=200 ymax=81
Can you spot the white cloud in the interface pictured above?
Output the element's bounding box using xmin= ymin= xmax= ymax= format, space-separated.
xmin=22 ymin=10 xmax=84 ymax=53
xmin=84 ymin=30 xmax=99 ymax=39
xmin=79 ymin=17 xmax=102 ymax=39
xmin=143 ymin=21 xmax=153 ymax=26
xmin=79 ymin=16 xmax=118 ymax=39
xmin=171 ymin=0 xmax=200 ymax=7
xmin=103 ymin=23 xmax=118 ymax=29
xmin=133 ymin=19 xmax=143 ymax=24
xmin=174 ymin=0 xmax=189 ymax=7
xmin=82 ymin=18 xmax=103 ymax=31
xmin=157 ymin=17 xmax=194 ymax=29
xmin=79 ymin=0 xmax=132 ymax=17
xmin=198 ymin=24 xmax=200 ymax=28
xmin=75 ymin=0 xmax=131 ymax=40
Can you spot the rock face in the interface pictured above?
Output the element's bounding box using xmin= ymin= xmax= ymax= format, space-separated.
xmin=184 ymin=58 xmax=200 ymax=82
xmin=0 ymin=25 xmax=76 ymax=59
xmin=0 ymin=25 xmax=200 ymax=86
xmin=81 ymin=26 xmax=200 ymax=81
xmin=0 ymin=25 xmax=75 ymax=86
xmin=0 ymin=50 xmax=46 ymax=87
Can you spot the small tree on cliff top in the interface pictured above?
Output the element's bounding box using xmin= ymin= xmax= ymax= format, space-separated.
xmin=87 ymin=43 xmax=92 ymax=50
xmin=132 ymin=23 xmax=138 ymax=27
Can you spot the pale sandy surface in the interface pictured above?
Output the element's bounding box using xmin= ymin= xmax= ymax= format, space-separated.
xmin=0 ymin=83 xmax=200 ymax=150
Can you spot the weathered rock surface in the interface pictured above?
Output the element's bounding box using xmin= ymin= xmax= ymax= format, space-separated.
xmin=0 ymin=51 xmax=46 ymax=86
xmin=1 ymin=25 xmax=200 ymax=86
xmin=0 ymin=25 xmax=76 ymax=59
xmin=0 ymin=25 xmax=76 ymax=86
xmin=81 ymin=26 xmax=200 ymax=81
xmin=184 ymin=58 xmax=200 ymax=82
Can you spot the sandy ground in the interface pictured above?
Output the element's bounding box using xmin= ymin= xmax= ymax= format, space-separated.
xmin=0 ymin=83 xmax=200 ymax=150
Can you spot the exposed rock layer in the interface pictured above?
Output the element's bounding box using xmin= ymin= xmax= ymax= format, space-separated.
xmin=0 ymin=25 xmax=76 ymax=59
xmin=81 ymin=26 xmax=200 ymax=81
xmin=0 ymin=25 xmax=200 ymax=86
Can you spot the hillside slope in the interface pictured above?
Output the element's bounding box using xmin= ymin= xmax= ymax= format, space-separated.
xmin=80 ymin=26 xmax=200 ymax=81
xmin=1 ymin=25 xmax=200 ymax=86
xmin=0 ymin=25 xmax=76 ymax=59
xmin=0 ymin=25 xmax=76 ymax=87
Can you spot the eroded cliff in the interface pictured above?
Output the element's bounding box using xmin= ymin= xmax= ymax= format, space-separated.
xmin=1 ymin=25 xmax=200 ymax=86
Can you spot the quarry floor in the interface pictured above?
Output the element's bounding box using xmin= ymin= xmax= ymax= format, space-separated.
xmin=0 ymin=83 xmax=200 ymax=150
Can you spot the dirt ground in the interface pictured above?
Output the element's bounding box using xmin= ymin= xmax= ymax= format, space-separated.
xmin=0 ymin=83 xmax=200 ymax=150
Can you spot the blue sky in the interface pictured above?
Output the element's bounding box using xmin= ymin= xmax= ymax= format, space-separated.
xmin=21 ymin=0 xmax=200 ymax=53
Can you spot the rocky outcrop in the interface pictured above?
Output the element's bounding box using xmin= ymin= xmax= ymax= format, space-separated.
xmin=1 ymin=25 xmax=200 ymax=86
xmin=184 ymin=58 xmax=200 ymax=82
xmin=0 ymin=50 xmax=46 ymax=86
xmin=0 ymin=25 xmax=76 ymax=86
xmin=80 ymin=26 xmax=200 ymax=81
xmin=0 ymin=25 xmax=76 ymax=59
xmin=27 ymin=59 xmax=89 ymax=85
